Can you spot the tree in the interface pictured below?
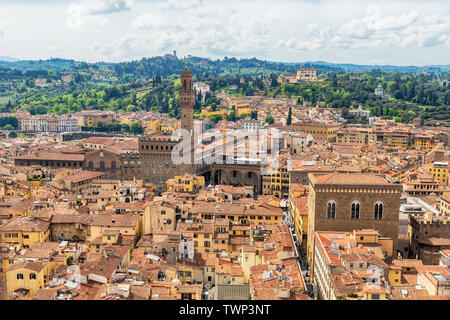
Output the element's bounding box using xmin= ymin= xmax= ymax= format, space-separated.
xmin=251 ymin=110 xmax=258 ymax=120
xmin=8 ymin=131 xmax=17 ymax=138
xmin=121 ymin=123 xmax=130 ymax=133
xmin=0 ymin=116 xmax=18 ymax=129
xmin=5 ymin=100 xmax=12 ymax=112
xmin=126 ymin=104 xmax=136 ymax=113
xmin=265 ymin=115 xmax=274 ymax=124
xmin=341 ymin=109 xmax=350 ymax=119
xmin=3 ymin=124 xmax=14 ymax=130
xmin=226 ymin=111 xmax=236 ymax=122
xmin=287 ymin=106 xmax=292 ymax=125
xmin=130 ymin=122 xmax=143 ymax=135
xmin=35 ymin=105 xmax=47 ymax=114
xmin=270 ymin=74 xmax=278 ymax=87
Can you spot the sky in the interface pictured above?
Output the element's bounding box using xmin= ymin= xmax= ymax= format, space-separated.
xmin=0 ymin=0 xmax=449 ymax=65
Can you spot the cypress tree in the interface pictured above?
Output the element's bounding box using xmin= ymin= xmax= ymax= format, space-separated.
xmin=287 ymin=106 xmax=292 ymax=125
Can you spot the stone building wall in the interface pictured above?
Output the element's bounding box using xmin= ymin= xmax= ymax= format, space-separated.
xmin=84 ymin=149 xmax=121 ymax=179
xmin=307 ymin=182 xmax=402 ymax=276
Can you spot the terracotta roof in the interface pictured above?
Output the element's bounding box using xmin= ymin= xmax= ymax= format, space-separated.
xmin=7 ymin=261 xmax=45 ymax=273
xmin=15 ymin=152 xmax=84 ymax=162
xmin=51 ymin=214 xmax=92 ymax=224
xmin=419 ymin=236 xmax=450 ymax=246
xmin=82 ymin=137 xmax=114 ymax=145
xmin=66 ymin=171 xmax=105 ymax=183
xmin=89 ymin=214 xmax=138 ymax=227
xmin=191 ymin=202 xmax=245 ymax=215
xmin=310 ymin=172 xmax=392 ymax=186
xmin=0 ymin=216 xmax=49 ymax=232
xmin=34 ymin=288 xmax=58 ymax=300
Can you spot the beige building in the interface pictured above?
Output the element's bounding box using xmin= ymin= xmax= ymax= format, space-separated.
xmin=297 ymin=68 xmax=317 ymax=82
xmin=336 ymin=128 xmax=377 ymax=145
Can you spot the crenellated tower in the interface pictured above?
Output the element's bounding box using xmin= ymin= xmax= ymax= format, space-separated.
xmin=179 ymin=64 xmax=195 ymax=135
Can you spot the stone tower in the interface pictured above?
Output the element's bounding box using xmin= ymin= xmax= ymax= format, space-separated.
xmin=179 ymin=62 xmax=196 ymax=166
xmin=179 ymin=66 xmax=195 ymax=135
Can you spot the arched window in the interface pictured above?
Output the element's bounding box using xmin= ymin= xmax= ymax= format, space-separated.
xmin=327 ymin=201 xmax=336 ymax=219
xmin=374 ymin=201 xmax=383 ymax=220
xmin=30 ymin=273 xmax=36 ymax=280
xmin=88 ymin=161 xmax=93 ymax=169
xmin=351 ymin=201 xmax=360 ymax=219
xmin=99 ymin=161 xmax=105 ymax=169
xmin=111 ymin=161 xmax=116 ymax=169
xmin=161 ymin=210 xmax=166 ymax=215
xmin=17 ymin=273 xmax=24 ymax=280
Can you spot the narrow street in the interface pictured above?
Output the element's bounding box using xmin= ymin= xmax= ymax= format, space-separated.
xmin=283 ymin=203 xmax=315 ymax=298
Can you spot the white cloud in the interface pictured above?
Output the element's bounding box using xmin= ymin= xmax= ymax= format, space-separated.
xmin=157 ymin=0 xmax=203 ymax=10
xmin=339 ymin=6 xmax=418 ymax=40
xmin=66 ymin=0 xmax=133 ymax=30
xmin=126 ymin=8 xmax=274 ymax=58
xmin=267 ymin=11 xmax=279 ymax=22
xmin=0 ymin=20 xmax=20 ymax=39
xmin=0 ymin=0 xmax=446 ymax=66
xmin=277 ymin=5 xmax=449 ymax=52
xmin=401 ymin=13 xmax=450 ymax=48
xmin=131 ymin=14 xmax=170 ymax=30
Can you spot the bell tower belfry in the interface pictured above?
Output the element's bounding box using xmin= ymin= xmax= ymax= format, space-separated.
xmin=179 ymin=59 xmax=195 ymax=135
